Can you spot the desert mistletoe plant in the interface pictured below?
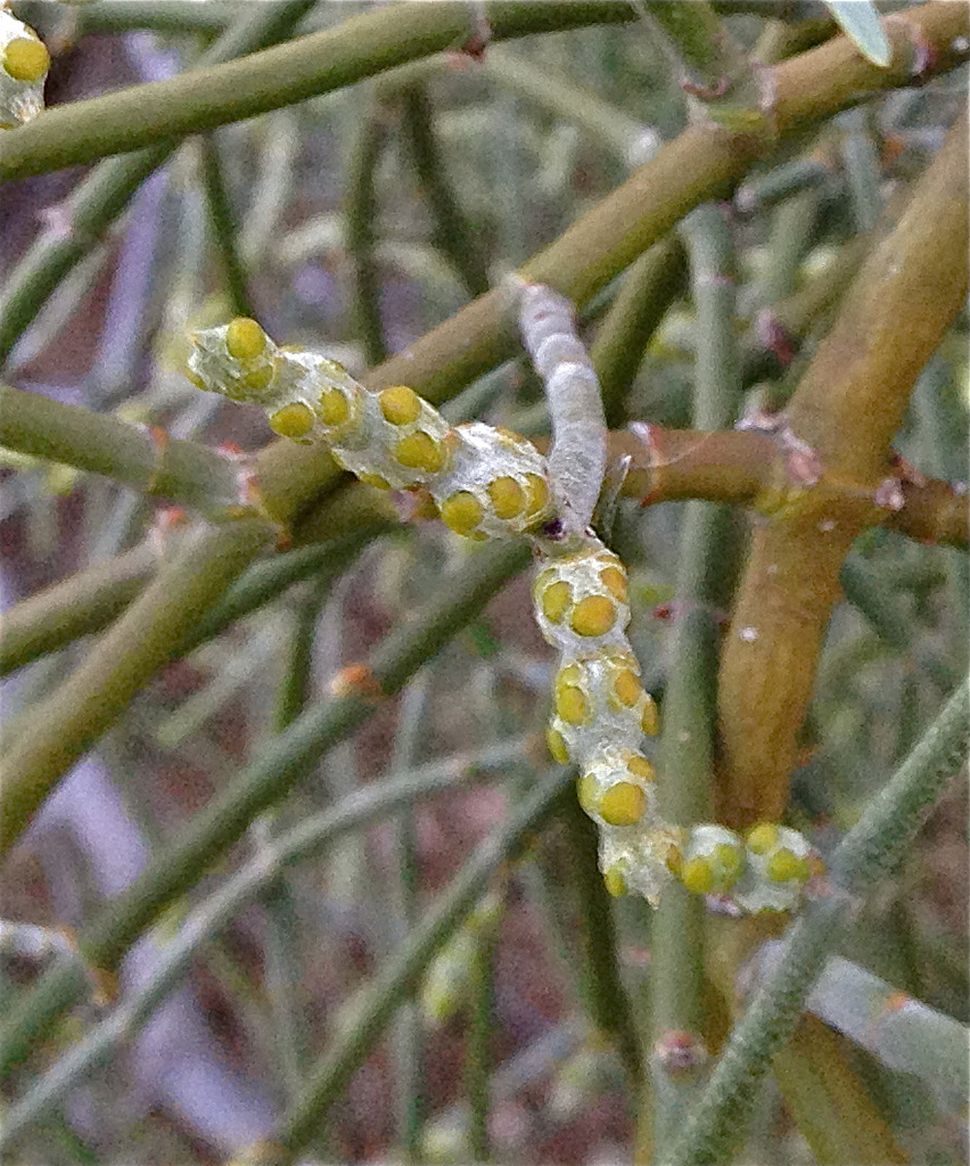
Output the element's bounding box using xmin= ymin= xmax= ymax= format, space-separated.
xmin=188 ymin=304 xmax=818 ymax=915
xmin=0 ymin=3 xmax=967 ymax=1165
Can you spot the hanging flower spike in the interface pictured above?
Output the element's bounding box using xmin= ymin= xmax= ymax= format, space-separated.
xmin=186 ymin=315 xmax=822 ymax=915
xmin=0 ymin=9 xmax=50 ymax=129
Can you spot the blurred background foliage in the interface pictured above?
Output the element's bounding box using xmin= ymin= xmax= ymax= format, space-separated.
xmin=0 ymin=2 xmax=967 ymax=1164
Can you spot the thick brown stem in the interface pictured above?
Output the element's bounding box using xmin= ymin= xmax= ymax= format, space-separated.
xmin=716 ymin=113 xmax=968 ymax=826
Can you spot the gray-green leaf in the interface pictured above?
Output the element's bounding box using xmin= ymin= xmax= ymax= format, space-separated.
xmin=824 ymin=1 xmax=892 ymax=68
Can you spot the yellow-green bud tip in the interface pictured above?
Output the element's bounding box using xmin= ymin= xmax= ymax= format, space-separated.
xmin=226 ymin=317 xmax=267 ymax=360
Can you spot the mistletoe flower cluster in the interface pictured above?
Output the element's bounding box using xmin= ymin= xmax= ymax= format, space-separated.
xmin=0 ymin=8 xmax=49 ymax=130
xmin=187 ymin=310 xmax=819 ymax=915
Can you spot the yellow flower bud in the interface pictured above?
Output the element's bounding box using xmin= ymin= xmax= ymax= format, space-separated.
xmin=225 ymin=317 xmax=267 ymax=360
xmin=268 ymin=402 xmax=314 ymax=439
xmin=440 ymin=491 xmax=484 ymax=536
xmin=599 ymin=782 xmax=646 ymax=827
xmin=3 ymin=37 xmax=49 ymax=82
xmin=570 ymin=595 xmax=616 ymax=638
xmin=379 ymin=385 xmax=422 ymax=426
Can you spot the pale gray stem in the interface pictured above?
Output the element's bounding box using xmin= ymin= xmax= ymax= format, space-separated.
xmin=518 ymin=282 xmax=607 ymax=533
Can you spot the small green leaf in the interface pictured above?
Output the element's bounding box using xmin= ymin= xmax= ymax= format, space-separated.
xmin=824 ymin=1 xmax=892 ymax=68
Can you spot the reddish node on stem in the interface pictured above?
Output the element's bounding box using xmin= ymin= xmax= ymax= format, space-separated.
xmin=754 ymin=308 xmax=797 ymax=369
xmin=653 ymin=1029 xmax=709 ymax=1076
xmin=328 ymin=662 xmax=386 ymax=702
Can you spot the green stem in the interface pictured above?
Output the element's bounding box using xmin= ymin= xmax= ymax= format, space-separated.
xmin=399 ymin=83 xmax=490 ymax=298
xmin=0 ymin=760 xmax=500 ymax=1147
xmin=345 ymin=92 xmax=390 ymax=368
xmin=466 ymin=889 xmax=501 ymax=1162
xmin=756 ymin=186 xmax=824 ymax=306
xmin=591 ymin=236 xmax=688 ymax=428
xmin=388 ymin=675 xmax=431 ymax=1161
xmin=200 ymin=134 xmax=256 ymax=319
xmin=268 ymin=771 xmax=572 ymax=1165
xmin=0 ymin=518 xmax=275 ymax=855
xmin=0 ymin=3 xmax=641 ymax=181
xmin=0 ymin=383 xmax=239 ymax=515
xmin=645 ymin=1 xmax=770 ymax=134
xmin=734 ymin=155 xmax=836 ymax=215
xmin=659 ymin=676 xmax=970 ymax=1166
xmin=0 ymin=543 xmax=158 ymax=676
xmin=717 ymin=111 xmax=968 ymax=826
xmin=484 ymin=45 xmax=652 ymax=168
xmin=338 ymin=2 xmax=968 ymax=420
xmin=561 ymin=797 xmax=643 ymax=1086
xmin=759 ymin=944 xmax=969 ymax=1112
xmin=0 ymin=541 xmax=531 ymax=1077
xmin=650 ymin=201 xmax=743 ymax=1146
xmin=254 ymin=581 xmax=332 ymax=1105
xmin=0 ymin=0 xmax=319 ymax=366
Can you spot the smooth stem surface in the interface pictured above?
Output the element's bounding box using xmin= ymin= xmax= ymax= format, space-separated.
xmin=591 ymin=236 xmax=688 ymax=428
xmin=0 ymin=383 xmax=239 ymax=515
xmin=0 ymin=541 xmax=531 ymax=1076
xmin=400 ymin=83 xmax=489 ymax=298
xmin=254 ymin=3 xmax=969 ymax=522
xmin=265 ymin=772 xmax=573 ymax=1165
xmin=759 ymin=944 xmax=969 ymax=1111
xmin=613 ymin=425 xmax=966 ymax=549
xmin=774 ymin=1016 xmax=907 ymax=1165
xmin=0 ymin=543 xmax=158 ymax=676
xmin=256 ymin=581 xmax=332 ymax=1104
xmin=0 ymin=0 xmax=319 ymax=366
xmin=650 ymin=202 xmax=743 ymax=1147
xmin=389 ymin=678 xmax=430 ymax=1162
xmin=717 ymin=112 xmax=969 ymax=826
xmin=0 ymin=518 xmax=275 ymax=854
xmin=200 ymin=134 xmax=255 ymax=319
xmin=660 ymin=676 xmax=970 ymax=1166
xmin=0 ymin=3 xmax=639 ymax=180
xmin=561 ymin=798 xmax=642 ymax=1086
xmin=467 ymin=895 xmax=500 ymax=1162
xmin=484 ymin=46 xmax=651 ymax=167
xmin=345 ymin=91 xmax=390 ymax=368
xmin=0 ymin=761 xmax=498 ymax=1147
xmin=646 ymin=1 xmax=768 ymax=132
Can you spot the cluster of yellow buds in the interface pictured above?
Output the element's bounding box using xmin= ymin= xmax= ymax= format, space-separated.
xmin=187 ymin=314 xmax=819 ymax=914
xmin=0 ymin=8 xmax=49 ymax=129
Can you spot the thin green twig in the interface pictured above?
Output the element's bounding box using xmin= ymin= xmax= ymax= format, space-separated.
xmin=660 ymin=676 xmax=970 ymax=1166
xmin=0 ymin=0 xmax=319 ymax=365
xmin=0 ymin=759 xmax=508 ymax=1147
xmin=649 ymin=201 xmax=743 ymax=1146
xmin=199 ymin=134 xmax=256 ymax=319
xmin=0 ymin=518 xmax=275 ymax=855
xmin=0 ymin=541 xmax=531 ymax=1076
xmin=266 ymin=770 xmax=573 ymax=1165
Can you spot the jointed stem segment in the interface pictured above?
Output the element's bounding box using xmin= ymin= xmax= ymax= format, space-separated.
xmin=187 ymin=309 xmax=817 ymax=917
